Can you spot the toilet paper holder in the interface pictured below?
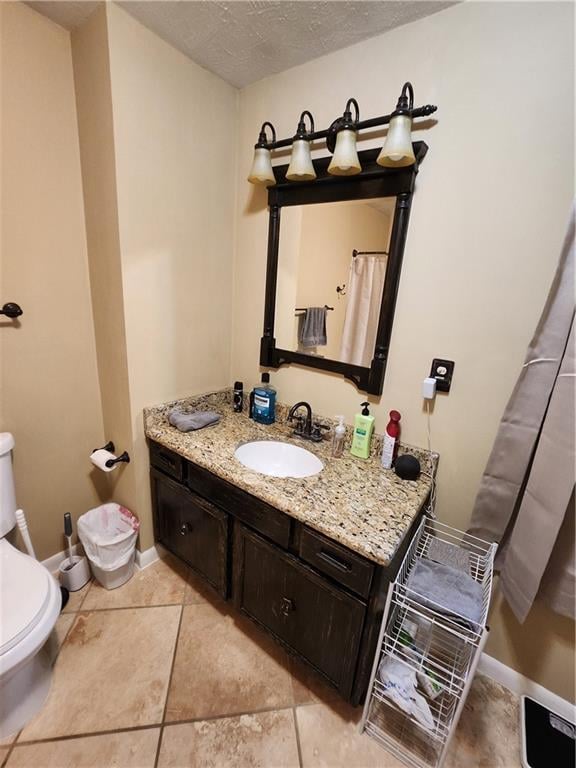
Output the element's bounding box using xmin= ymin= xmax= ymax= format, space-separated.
xmin=92 ymin=441 xmax=130 ymax=468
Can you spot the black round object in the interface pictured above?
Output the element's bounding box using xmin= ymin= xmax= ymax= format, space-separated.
xmin=394 ymin=454 xmax=421 ymax=481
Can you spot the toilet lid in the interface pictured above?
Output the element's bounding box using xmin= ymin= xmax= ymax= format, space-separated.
xmin=0 ymin=539 xmax=51 ymax=655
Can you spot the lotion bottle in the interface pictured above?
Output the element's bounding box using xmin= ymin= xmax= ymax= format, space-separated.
xmin=331 ymin=415 xmax=346 ymax=458
xmin=381 ymin=410 xmax=401 ymax=468
xmin=350 ymin=402 xmax=375 ymax=459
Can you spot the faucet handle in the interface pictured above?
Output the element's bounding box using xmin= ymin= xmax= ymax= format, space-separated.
xmin=311 ymin=422 xmax=330 ymax=441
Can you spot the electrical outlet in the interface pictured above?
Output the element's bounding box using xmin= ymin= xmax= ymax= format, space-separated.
xmin=430 ymin=358 xmax=455 ymax=393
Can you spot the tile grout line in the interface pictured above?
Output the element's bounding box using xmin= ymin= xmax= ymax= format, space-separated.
xmin=292 ymin=707 xmax=304 ymax=768
xmin=13 ymin=704 xmax=303 ymax=747
xmin=1 ymin=734 xmax=20 ymax=768
xmin=154 ymin=601 xmax=185 ymax=768
xmin=61 ymin=598 xmax=205 ymax=615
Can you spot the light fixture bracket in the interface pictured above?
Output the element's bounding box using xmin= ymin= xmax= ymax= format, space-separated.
xmin=294 ymin=110 xmax=315 ymax=140
xmin=255 ymin=121 xmax=276 ymax=148
xmin=327 ymin=98 xmax=360 ymax=154
xmin=391 ymin=82 xmax=415 ymax=118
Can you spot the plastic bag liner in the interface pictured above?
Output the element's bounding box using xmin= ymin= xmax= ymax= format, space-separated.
xmin=78 ymin=503 xmax=139 ymax=571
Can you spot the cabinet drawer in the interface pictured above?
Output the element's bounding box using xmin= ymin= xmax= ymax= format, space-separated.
xmin=299 ymin=527 xmax=374 ymax=599
xmin=234 ymin=526 xmax=365 ymax=697
xmin=150 ymin=441 xmax=184 ymax=482
xmin=151 ymin=469 xmax=228 ymax=596
xmin=186 ymin=460 xmax=291 ymax=548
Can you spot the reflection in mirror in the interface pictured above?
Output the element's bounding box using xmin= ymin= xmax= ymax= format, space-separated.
xmin=275 ymin=198 xmax=395 ymax=368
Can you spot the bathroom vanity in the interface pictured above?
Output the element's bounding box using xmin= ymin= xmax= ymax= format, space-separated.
xmin=145 ymin=391 xmax=434 ymax=705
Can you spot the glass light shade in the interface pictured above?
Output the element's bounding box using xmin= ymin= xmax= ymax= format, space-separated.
xmin=286 ymin=139 xmax=316 ymax=181
xmin=247 ymin=147 xmax=275 ymax=185
xmin=377 ymin=114 xmax=415 ymax=167
xmin=327 ymin=129 xmax=361 ymax=176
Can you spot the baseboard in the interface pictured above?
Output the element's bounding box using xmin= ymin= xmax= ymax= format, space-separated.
xmin=479 ymin=652 xmax=575 ymax=723
xmin=42 ymin=542 xmax=165 ymax=573
xmin=134 ymin=543 xmax=165 ymax=570
xmin=41 ymin=543 xmax=81 ymax=573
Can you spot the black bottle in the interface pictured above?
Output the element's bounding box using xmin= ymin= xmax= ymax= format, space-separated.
xmin=233 ymin=381 xmax=243 ymax=413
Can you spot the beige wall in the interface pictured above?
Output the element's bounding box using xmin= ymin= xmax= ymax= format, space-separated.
xmin=103 ymin=4 xmax=238 ymax=549
xmin=71 ymin=5 xmax=140 ymax=533
xmin=1 ymin=2 xmax=105 ymax=560
xmin=232 ymin=2 xmax=575 ymax=700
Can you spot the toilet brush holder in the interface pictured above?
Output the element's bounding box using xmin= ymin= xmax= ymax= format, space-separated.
xmin=58 ymin=555 xmax=91 ymax=592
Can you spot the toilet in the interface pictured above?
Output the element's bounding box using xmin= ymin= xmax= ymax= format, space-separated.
xmin=0 ymin=433 xmax=61 ymax=738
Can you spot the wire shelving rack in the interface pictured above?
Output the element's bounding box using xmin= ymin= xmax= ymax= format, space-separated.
xmin=360 ymin=517 xmax=496 ymax=768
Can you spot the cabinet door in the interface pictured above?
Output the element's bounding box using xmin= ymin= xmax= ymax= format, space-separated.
xmin=235 ymin=525 xmax=366 ymax=698
xmin=151 ymin=468 xmax=228 ymax=596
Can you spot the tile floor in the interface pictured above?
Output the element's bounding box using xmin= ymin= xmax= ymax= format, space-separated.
xmin=1 ymin=556 xmax=522 ymax=767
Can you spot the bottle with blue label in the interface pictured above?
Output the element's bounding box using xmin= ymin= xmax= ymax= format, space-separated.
xmin=252 ymin=373 xmax=276 ymax=424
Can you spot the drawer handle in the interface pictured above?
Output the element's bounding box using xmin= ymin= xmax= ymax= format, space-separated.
xmin=318 ymin=549 xmax=352 ymax=573
xmin=180 ymin=522 xmax=192 ymax=536
xmin=280 ymin=597 xmax=295 ymax=616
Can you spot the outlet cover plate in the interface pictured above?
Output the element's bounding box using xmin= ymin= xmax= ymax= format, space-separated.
xmin=430 ymin=358 xmax=455 ymax=393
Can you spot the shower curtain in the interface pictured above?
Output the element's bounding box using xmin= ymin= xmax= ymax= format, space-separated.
xmin=339 ymin=254 xmax=387 ymax=368
xmin=468 ymin=204 xmax=575 ymax=623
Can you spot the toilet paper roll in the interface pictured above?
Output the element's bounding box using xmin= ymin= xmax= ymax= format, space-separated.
xmin=90 ymin=449 xmax=117 ymax=472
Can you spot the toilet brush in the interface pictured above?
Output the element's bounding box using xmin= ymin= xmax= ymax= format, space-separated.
xmin=58 ymin=513 xmax=90 ymax=592
xmin=64 ymin=513 xmax=74 ymax=568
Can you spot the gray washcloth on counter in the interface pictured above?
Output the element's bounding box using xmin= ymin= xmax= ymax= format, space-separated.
xmin=300 ymin=307 xmax=327 ymax=348
xmin=168 ymin=410 xmax=220 ymax=432
xmin=406 ymin=558 xmax=484 ymax=627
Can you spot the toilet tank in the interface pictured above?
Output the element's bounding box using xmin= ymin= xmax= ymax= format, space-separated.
xmin=0 ymin=433 xmax=17 ymax=537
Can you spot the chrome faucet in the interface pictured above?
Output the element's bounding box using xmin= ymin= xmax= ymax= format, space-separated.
xmin=288 ymin=401 xmax=329 ymax=443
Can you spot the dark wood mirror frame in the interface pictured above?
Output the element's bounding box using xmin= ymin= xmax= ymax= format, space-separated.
xmin=260 ymin=142 xmax=428 ymax=395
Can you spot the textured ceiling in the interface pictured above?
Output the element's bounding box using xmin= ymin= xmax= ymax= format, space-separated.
xmin=27 ymin=1 xmax=456 ymax=88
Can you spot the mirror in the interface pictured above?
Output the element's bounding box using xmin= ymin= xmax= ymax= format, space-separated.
xmin=275 ymin=198 xmax=395 ymax=367
xmin=260 ymin=144 xmax=428 ymax=395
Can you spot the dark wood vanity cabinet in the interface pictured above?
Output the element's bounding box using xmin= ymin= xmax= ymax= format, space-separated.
xmin=234 ymin=525 xmax=365 ymax=698
xmin=150 ymin=468 xmax=228 ymax=596
xmin=149 ymin=440 xmax=421 ymax=704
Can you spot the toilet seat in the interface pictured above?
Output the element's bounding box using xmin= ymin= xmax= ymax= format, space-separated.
xmin=0 ymin=539 xmax=51 ymax=656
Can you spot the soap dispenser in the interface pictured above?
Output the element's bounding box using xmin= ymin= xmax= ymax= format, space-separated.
xmin=350 ymin=402 xmax=375 ymax=459
xmin=331 ymin=415 xmax=346 ymax=458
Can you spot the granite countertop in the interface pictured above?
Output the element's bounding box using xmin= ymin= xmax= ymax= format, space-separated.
xmin=143 ymin=390 xmax=437 ymax=567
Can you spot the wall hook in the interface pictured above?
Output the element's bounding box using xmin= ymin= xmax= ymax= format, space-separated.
xmin=1 ymin=302 xmax=23 ymax=319
xmin=336 ymin=284 xmax=346 ymax=297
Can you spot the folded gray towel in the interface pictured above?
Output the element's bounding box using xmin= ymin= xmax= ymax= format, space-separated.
xmin=299 ymin=307 xmax=327 ymax=348
xmin=168 ymin=410 xmax=220 ymax=432
xmin=406 ymin=558 xmax=484 ymax=627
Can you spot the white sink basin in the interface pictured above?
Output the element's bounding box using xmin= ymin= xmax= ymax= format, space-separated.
xmin=234 ymin=440 xmax=323 ymax=478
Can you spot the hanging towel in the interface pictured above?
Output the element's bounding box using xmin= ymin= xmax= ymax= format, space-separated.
xmin=299 ymin=307 xmax=327 ymax=348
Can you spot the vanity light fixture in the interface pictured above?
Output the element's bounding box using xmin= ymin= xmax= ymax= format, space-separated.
xmin=247 ymin=121 xmax=277 ymax=186
xmin=327 ymin=98 xmax=361 ymax=176
xmin=246 ymin=83 xmax=437 ymax=186
xmin=377 ymin=82 xmax=416 ymax=167
xmin=286 ymin=111 xmax=316 ymax=181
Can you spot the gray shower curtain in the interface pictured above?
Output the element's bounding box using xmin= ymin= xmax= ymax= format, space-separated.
xmin=468 ymin=205 xmax=575 ymax=623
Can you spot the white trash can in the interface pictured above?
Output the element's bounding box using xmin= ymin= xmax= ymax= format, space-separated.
xmin=78 ymin=503 xmax=139 ymax=590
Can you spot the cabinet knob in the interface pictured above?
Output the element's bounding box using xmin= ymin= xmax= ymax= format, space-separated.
xmin=180 ymin=522 xmax=192 ymax=536
xmin=280 ymin=597 xmax=295 ymax=616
